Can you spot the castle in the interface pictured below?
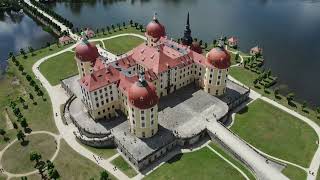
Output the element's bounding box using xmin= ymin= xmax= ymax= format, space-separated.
xmin=62 ymin=13 xmax=249 ymax=170
xmin=75 ymin=13 xmax=231 ymax=139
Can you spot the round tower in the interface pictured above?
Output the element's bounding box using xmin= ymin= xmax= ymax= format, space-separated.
xmin=203 ymin=43 xmax=231 ymax=96
xmin=128 ymin=72 xmax=159 ymax=138
xmin=145 ymin=13 xmax=166 ymax=47
xmin=75 ymin=32 xmax=100 ymax=78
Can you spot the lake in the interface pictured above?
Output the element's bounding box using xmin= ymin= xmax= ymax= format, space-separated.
xmin=1 ymin=0 xmax=320 ymax=106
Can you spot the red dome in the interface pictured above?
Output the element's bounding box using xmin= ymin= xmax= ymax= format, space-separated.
xmin=207 ymin=47 xmax=231 ymax=69
xmin=146 ymin=18 xmax=166 ymax=39
xmin=128 ymin=81 xmax=159 ymax=109
xmin=75 ymin=42 xmax=100 ymax=62
xmin=190 ymin=41 xmax=203 ymax=54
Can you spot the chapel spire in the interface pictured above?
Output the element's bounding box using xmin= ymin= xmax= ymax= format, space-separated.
xmin=182 ymin=12 xmax=193 ymax=46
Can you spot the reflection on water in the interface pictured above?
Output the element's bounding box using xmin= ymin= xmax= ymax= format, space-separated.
xmin=0 ymin=11 xmax=56 ymax=72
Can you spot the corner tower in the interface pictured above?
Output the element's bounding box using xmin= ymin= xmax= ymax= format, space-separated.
xmin=203 ymin=42 xmax=231 ymax=96
xmin=145 ymin=13 xmax=166 ymax=47
xmin=75 ymin=32 xmax=100 ymax=78
xmin=128 ymin=72 xmax=159 ymax=138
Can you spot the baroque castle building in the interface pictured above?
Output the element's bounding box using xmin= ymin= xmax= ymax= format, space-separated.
xmin=74 ymin=14 xmax=231 ymax=139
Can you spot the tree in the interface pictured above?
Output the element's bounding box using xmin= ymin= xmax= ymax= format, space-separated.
xmin=20 ymin=48 xmax=26 ymax=58
xmin=111 ymin=24 xmax=115 ymax=31
xmin=20 ymin=118 xmax=28 ymax=130
xmin=30 ymin=151 xmax=42 ymax=165
xmin=106 ymin=26 xmax=110 ymax=33
xmin=139 ymin=24 xmax=143 ymax=32
xmin=286 ymin=93 xmax=295 ymax=104
xmin=17 ymin=130 xmax=26 ymax=143
xmin=46 ymin=160 xmax=55 ymax=171
xmin=129 ymin=19 xmax=133 ymax=26
xmin=19 ymin=97 xmax=25 ymax=104
xmin=13 ymin=122 xmax=18 ymax=129
xmin=28 ymin=46 xmax=34 ymax=56
xmin=234 ymin=52 xmax=239 ymax=61
xmin=123 ymin=22 xmax=126 ymax=28
xmin=18 ymin=64 xmax=24 ymax=72
xmin=100 ymin=170 xmax=109 ymax=180
xmin=8 ymin=52 xmax=14 ymax=58
xmin=26 ymin=74 xmax=32 ymax=81
xmin=213 ymin=39 xmax=217 ymax=46
xmin=48 ymin=169 xmax=60 ymax=180
xmin=46 ymin=42 xmax=51 ymax=50
xmin=0 ymin=128 xmax=6 ymax=137
xmin=21 ymin=177 xmax=28 ymax=180
xmin=302 ymin=101 xmax=307 ymax=111
xmin=317 ymin=107 xmax=320 ymax=114
xmin=101 ymin=28 xmax=105 ymax=35
xmin=29 ymin=93 xmax=34 ymax=102
xmin=274 ymin=87 xmax=280 ymax=98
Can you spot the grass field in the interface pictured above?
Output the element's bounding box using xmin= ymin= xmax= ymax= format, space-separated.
xmin=93 ymin=26 xmax=144 ymax=40
xmin=0 ymin=43 xmax=68 ymax=150
xmin=53 ymin=140 xmax=116 ymax=180
xmin=79 ymin=141 xmax=117 ymax=159
xmin=111 ymin=156 xmax=137 ymax=178
xmin=229 ymin=66 xmax=320 ymax=126
xmin=1 ymin=133 xmax=57 ymax=174
xmin=231 ymin=99 xmax=317 ymax=167
xmin=144 ymin=147 xmax=246 ymax=180
xmin=208 ymin=142 xmax=255 ymax=180
xmin=282 ymin=165 xmax=307 ymax=180
xmin=39 ymin=51 xmax=77 ymax=86
xmin=104 ymin=36 xmax=144 ymax=55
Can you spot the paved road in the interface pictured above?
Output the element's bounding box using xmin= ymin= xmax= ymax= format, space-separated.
xmin=207 ymin=121 xmax=289 ymax=180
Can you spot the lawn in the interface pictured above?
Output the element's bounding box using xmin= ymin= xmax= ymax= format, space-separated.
xmin=53 ymin=140 xmax=116 ymax=180
xmin=92 ymin=26 xmax=144 ymax=40
xmin=209 ymin=142 xmax=255 ymax=180
xmin=39 ymin=51 xmax=78 ymax=86
xmin=111 ymin=156 xmax=137 ymax=178
xmin=231 ymin=99 xmax=317 ymax=167
xmin=282 ymin=165 xmax=307 ymax=180
xmin=0 ymin=174 xmax=7 ymax=180
xmin=104 ymin=36 xmax=144 ymax=55
xmin=229 ymin=66 xmax=320 ymax=126
xmin=79 ymin=140 xmax=117 ymax=159
xmin=1 ymin=133 xmax=57 ymax=174
xmin=144 ymin=147 xmax=246 ymax=180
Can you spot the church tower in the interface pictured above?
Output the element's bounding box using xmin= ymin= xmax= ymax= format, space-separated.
xmin=181 ymin=12 xmax=193 ymax=46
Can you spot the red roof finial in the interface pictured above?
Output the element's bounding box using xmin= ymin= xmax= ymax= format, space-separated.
xmin=153 ymin=12 xmax=158 ymax=21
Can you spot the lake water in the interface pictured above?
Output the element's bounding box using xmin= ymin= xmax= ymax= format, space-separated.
xmin=0 ymin=11 xmax=56 ymax=72
xmin=1 ymin=0 xmax=320 ymax=106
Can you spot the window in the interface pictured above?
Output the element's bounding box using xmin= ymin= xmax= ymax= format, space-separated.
xmin=100 ymin=95 xmax=103 ymax=99
xmin=142 ymin=122 xmax=145 ymax=128
xmin=96 ymin=103 xmax=99 ymax=108
xmin=112 ymin=105 xmax=114 ymax=108
xmin=94 ymin=91 xmax=97 ymax=95
xmin=133 ymin=120 xmax=135 ymax=124
xmin=142 ymin=132 xmax=145 ymax=137
xmin=141 ymin=110 xmax=144 ymax=114
xmin=151 ymin=108 xmax=153 ymax=112
xmin=218 ymin=76 xmax=221 ymax=79
xmin=141 ymin=116 xmax=145 ymax=121
xmin=99 ymin=89 xmax=102 ymax=93
xmin=209 ymin=80 xmax=212 ymax=84
xmin=109 ymin=86 xmax=112 ymax=89
xmin=151 ymin=120 xmax=154 ymax=125
xmin=105 ymin=93 xmax=108 ymax=96
xmin=110 ymin=91 xmax=113 ymax=94
xmin=151 ymin=129 xmax=154 ymax=135
xmin=217 ymin=81 xmax=220 ymax=85
xmin=101 ymin=101 xmax=104 ymax=105
xmin=151 ymin=114 xmax=154 ymax=118
xmin=95 ymin=97 xmax=98 ymax=101
xmin=98 ymin=111 xmax=100 ymax=115
xmin=111 ymin=97 xmax=113 ymax=101
xmin=103 ymin=110 xmax=105 ymax=113
xmin=104 ymin=88 xmax=107 ymax=91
